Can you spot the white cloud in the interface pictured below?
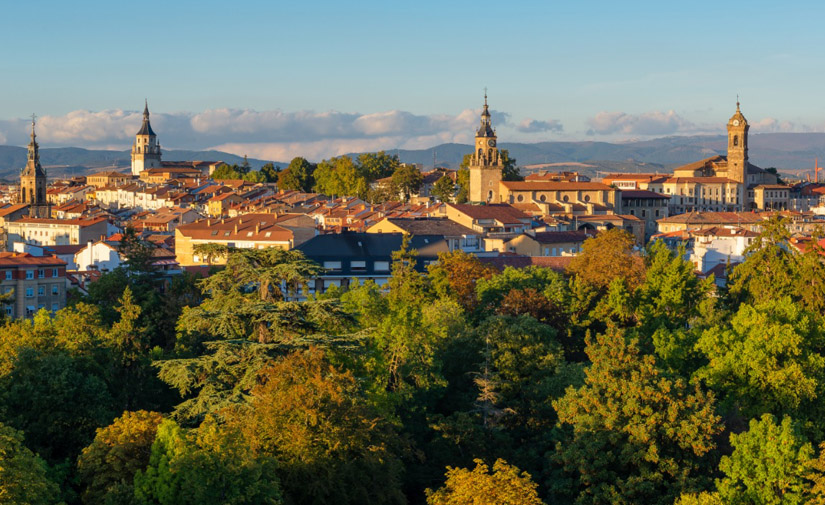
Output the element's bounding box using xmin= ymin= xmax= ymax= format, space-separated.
xmin=516 ymin=118 xmax=563 ymax=133
xmin=587 ymin=110 xmax=695 ymax=136
xmin=749 ymin=117 xmax=799 ymax=133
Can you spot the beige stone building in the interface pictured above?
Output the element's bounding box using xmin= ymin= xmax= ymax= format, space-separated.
xmin=499 ymin=181 xmax=621 ymax=214
xmin=504 ymin=230 xmax=595 ymax=257
xmin=175 ymin=214 xmax=296 ymax=266
xmin=88 ymin=171 xmax=131 ymax=188
xmin=656 ymin=211 xmax=764 ymax=234
xmin=6 ymin=217 xmax=110 ymax=249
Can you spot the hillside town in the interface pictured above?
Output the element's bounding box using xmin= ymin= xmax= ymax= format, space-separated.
xmin=2 ymin=97 xmax=823 ymax=319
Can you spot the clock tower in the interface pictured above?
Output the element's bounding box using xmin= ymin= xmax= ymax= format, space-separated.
xmin=727 ymin=100 xmax=749 ymax=185
xmin=468 ymin=93 xmax=503 ymax=203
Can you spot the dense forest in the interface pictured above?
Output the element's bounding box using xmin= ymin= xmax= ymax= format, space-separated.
xmin=2 ymin=215 xmax=825 ymax=504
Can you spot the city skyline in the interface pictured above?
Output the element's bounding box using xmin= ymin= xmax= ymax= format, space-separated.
xmin=3 ymin=0 xmax=825 ymax=160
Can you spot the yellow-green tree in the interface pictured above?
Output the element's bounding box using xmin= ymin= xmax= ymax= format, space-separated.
xmin=426 ymin=458 xmax=544 ymax=505
xmin=0 ymin=422 xmax=59 ymax=505
xmin=77 ymin=410 xmax=163 ymax=504
xmin=225 ymin=348 xmax=404 ymax=505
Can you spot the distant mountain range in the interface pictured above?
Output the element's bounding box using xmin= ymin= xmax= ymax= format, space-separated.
xmin=378 ymin=133 xmax=825 ymax=179
xmin=1 ymin=132 xmax=824 ymax=181
xmin=0 ymin=146 xmax=281 ymax=181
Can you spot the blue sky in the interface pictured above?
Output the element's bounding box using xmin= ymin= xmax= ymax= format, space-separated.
xmin=2 ymin=0 xmax=824 ymax=160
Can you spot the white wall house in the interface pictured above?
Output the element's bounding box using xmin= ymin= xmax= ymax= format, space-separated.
xmin=74 ymin=241 xmax=123 ymax=272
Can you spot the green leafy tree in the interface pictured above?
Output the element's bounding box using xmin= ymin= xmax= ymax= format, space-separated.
xmin=242 ymin=170 xmax=266 ymax=183
xmin=455 ymin=167 xmax=470 ymax=203
xmin=391 ymin=164 xmax=424 ymax=201
xmin=77 ymin=410 xmax=163 ymax=505
xmin=0 ymin=348 xmax=117 ymax=463
xmin=717 ymin=414 xmax=813 ymax=505
xmin=500 ymin=149 xmax=522 ymax=181
xmin=426 ymin=459 xmax=544 ymax=505
xmin=552 ymin=330 xmax=721 ymax=504
xmin=134 ymin=417 xmax=281 ymax=505
xmin=694 ymin=297 xmax=825 ymax=425
xmin=313 ymin=156 xmax=367 ymax=197
xmin=0 ymin=422 xmax=60 ymax=505
xmin=728 ymin=214 xmax=795 ymax=305
xmin=211 ymin=164 xmax=243 ymax=180
xmin=260 ymin=162 xmax=280 ymax=183
xmin=357 ymin=151 xmax=400 ymax=181
xmin=278 ymin=157 xmax=314 ymax=191
xmin=431 ymin=174 xmax=456 ymax=202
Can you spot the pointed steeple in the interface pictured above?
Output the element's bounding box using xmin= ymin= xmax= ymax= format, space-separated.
xmin=23 ymin=114 xmax=43 ymax=175
xmin=137 ymin=99 xmax=156 ymax=136
xmin=477 ymin=89 xmax=495 ymax=137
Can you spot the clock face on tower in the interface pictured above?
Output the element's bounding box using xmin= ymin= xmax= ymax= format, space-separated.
xmin=732 ymin=120 xmax=740 ymax=126
xmin=487 ymin=139 xmax=496 ymax=147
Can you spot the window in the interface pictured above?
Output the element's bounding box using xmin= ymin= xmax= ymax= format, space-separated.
xmin=4 ymin=306 xmax=11 ymax=317
xmin=25 ymin=287 xmax=34 ymax=298
xmin=323 ymin=261 xmax=342 ymax=271
xmin=51 ymin=303 xmax=59 ymax=312
xmin=539 ymin=195 xmax=546 ymax=202
xmin=374 ymin=261 xmax=390 ymax=272
xmin=350 ymin=261 xmax=366 ymax=272
xmin=26 ymin=270 xmax=34 ymax=280
xmin=4 ymin=271 xmax=10 ymax=281
xmin=52 ymin=285 xmax=59 ymax=296
xmin=38 ymin=286 xmax=45 ymax=297
xmin=517 ymin=195 xmax=524 ymax=202
xmin=38 ymin=269 xmax=44 ymax=279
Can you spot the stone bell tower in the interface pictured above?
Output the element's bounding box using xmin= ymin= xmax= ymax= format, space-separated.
xmin=727 ymin=100 xmax=749 ymax=185
xmin=20 ymin=116 xmax=50 ymax=218
xmin=468 ymin=92 xmax=503 ymax=203
xmin=131 ymin=99 xmax=162 ymax=176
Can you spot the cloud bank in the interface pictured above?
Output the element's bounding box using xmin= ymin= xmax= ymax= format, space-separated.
xmin=587 ymin=110 xmax=695 ymax=136
xmin=0 ymin=107 xmax=515 ymax=161
xmin=516 ymin=118 xmax=563 ymax=133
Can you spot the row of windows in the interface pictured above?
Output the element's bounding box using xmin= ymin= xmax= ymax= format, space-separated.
xmin=3 ymin=268 xmax=60 ymax=280
xmin=24 ymin=284 xmax=62 ymax=298
xmin=322 ymin=260 xmax=391 ymax=272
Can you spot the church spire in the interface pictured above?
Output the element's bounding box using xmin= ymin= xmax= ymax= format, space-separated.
xmin=477 ymin=89 xmax=494 ymax=137
xmin=137 ymin=99 xmax=156 ymax=136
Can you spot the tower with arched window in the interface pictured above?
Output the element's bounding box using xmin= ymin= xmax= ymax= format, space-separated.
xmin=131 ymin=100 xmax=162 ymax=176
xmin=468 ymin=93 xmax=503 ymax=203
xmin=727 ymin=101 xmax=748 ymax=184
xmin=20 ymin=117 xmax=50 ymax=218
